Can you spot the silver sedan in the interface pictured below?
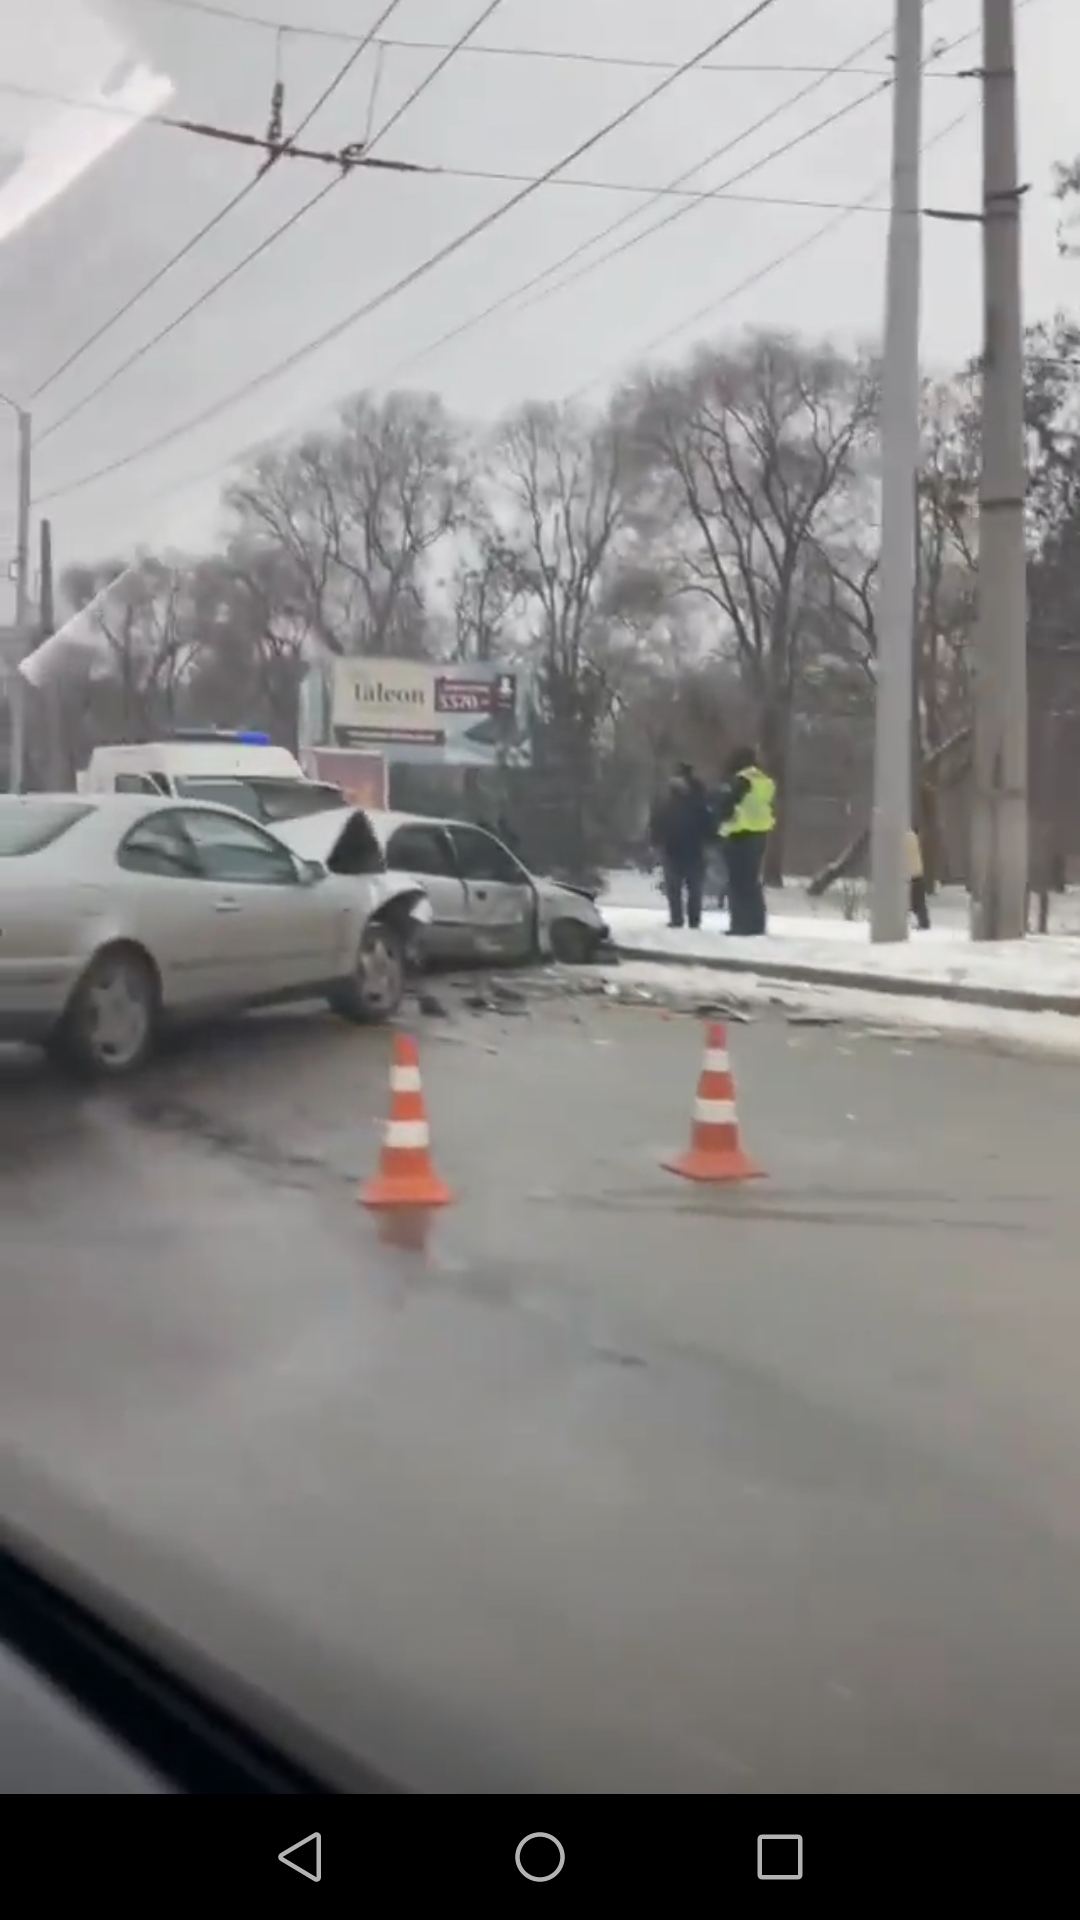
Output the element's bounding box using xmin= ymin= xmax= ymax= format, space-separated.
xmin=0 ymin=793 xmax=432 ymax=1075
xmin=276 ymin=805 xmax=611 ymax=967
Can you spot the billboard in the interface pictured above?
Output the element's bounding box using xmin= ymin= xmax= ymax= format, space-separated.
xmin=329 ymin=657 xmax=529 ymax=767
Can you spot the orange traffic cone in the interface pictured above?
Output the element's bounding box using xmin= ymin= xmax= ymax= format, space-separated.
xmin=661 ymin=1022 xmax=764 ymax=1184
xmin=360 ymin=1035 xmax=453 ymax=1234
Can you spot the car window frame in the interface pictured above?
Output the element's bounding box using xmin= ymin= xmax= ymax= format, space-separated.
xmin=116 ymin=807 xmax=204 ymax=881
xmin=384 ymin=823 xmax=458 ymax=879
xmin=174 ymin=807 xmax=304 ymax=889
xmin=446 ymin=824 xmax=530 ymax=886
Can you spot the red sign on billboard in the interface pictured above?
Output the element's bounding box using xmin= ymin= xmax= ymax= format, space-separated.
xmin=306 ymin=747 xmax=387 ymax=809
xmin=433 ymin=672 xmax=517 ymax=717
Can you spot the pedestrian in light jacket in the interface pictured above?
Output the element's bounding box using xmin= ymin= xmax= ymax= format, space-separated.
xmin=907 ymin=827 xmax=930 ymax=929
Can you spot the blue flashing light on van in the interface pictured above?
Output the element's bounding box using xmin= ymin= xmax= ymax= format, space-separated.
xmin=164 ymin=727 xmax=271 ymax=745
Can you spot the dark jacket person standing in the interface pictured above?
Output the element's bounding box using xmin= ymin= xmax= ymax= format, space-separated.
xmin=714 ymin=746 xmax=776 ymax=936
xmin=649 ymin=765 xmax=711 ymax=930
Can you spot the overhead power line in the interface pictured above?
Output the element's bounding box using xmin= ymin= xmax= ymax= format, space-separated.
xmin=36 ymin=0 xmax=786 ymax=504
xmin=566 ymin=0 xmax=1049 ymax=396
xmin=371 ymin=61 xmax=900 ymax=394
xmin=30 ymin=0 xmax=409 ymax=402
xmin=58 ymin=0 xmax=1059 ymax=535
xmin=568 ymin=104 xmax=977 ymax=400
xmin=0 ymin=75 xmax=920 ymax=215
xmin=48 ymin=0 xmax=1043 ymax=517
xmin=145 ymin=0 xmax=968 ymax=81
xmin=299 ymin=8 xmax=978 ymax=406
xmin=35 ymin=0 xmax=507 ymax=444
xmin=59 ymin=100 xmax=985 ymax=532
xmin=36 ymin=9 xmax=886 ymax=448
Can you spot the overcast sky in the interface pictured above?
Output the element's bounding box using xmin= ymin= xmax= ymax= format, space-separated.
xmin=0 ymin=0 xmax=1076 ymax=601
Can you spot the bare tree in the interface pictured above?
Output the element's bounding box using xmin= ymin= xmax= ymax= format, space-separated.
xmin=626 ymin=331 xmax=877 ymax=876
xmin=823 ymin=381 xmax=977 ymax=730
xmin=225 ymin=390 xmax=471 ymax=656
xmin=186 ymin=541 xmax=312 ymax=743
xmin=448 ymin=516 xmax=521 ymax=662
xmin=1053 ymin=158 xmax=1080 ymax=258
xmin=492 ymin=399 xmax=646 ymax=870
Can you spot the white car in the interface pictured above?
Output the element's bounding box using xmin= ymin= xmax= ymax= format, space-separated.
xmin=0 ymin=793 xmax=432 ymax=1076
xmin=275 ymin=805 xmax=611 ymax=967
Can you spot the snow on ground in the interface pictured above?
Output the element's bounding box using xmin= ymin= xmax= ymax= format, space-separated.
xmin=602 ymin=868 xmax=1080 ymax=935
xmin=587 ymin=958 xmax=1080 ymax=1062
xmin=600 ymin=872 xmax=1080 ymax=1003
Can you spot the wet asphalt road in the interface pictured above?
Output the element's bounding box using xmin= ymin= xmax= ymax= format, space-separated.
xmin=3 ymin=991 xmax=1080 ymax=1793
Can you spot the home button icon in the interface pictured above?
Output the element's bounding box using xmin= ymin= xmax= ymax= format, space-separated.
xmin=515 ymin=1833 xmax=565 ymax=1881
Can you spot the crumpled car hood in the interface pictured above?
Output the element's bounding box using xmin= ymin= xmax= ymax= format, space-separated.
xmin=274 ymin=807 xmax=426 ymax=913
xmin=272 ymin=808 xmax=356 ymax=864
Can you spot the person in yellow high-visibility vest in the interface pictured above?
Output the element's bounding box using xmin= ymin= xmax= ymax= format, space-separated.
xmin=715 ymin=745 xmax=777 ymax=936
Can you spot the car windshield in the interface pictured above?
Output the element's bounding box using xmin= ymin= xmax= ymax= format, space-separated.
xmin=0 ymin=801 xmax=91 ymax=854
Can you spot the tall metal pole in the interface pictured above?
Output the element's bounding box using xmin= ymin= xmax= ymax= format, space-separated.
xmin=39 ymin=518 xmax=68 ymax=792
xmin=969 ymin=0 xmax=1028 ymax=938
xmin=870 ymin=0 xmax=923 ymax=942
xmin=7 ymin=405 xmax=31 ymax=793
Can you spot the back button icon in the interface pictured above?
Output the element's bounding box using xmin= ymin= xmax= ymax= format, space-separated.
xmin=279 ymin=1833 xmax=321 ymax=1882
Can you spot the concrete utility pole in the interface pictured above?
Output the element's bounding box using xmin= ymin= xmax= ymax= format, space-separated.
xmin=969 ymin=0 xmax=1028 ymax=939
xmin=5 ymin=400 xmax=32 ymax=792
xmin=38 ymin=518 xmax=69 ymax=792
xmin=870 ymin=0 xmax=923 ymax=942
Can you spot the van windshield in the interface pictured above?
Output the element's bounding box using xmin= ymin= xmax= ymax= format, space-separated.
xmin=175 ymin=777 xmax=346 ymax=825
xmin=247 ymin=780 xmax=347 ymax=822
xmin=175 ymin=778 xmax=262 ymax=820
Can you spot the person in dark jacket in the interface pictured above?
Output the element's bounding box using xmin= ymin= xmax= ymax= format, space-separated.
xmin=649 ymin=764 xmax=712 ymax=929
xmin=713 ymin=745 xmax=777 ymax=936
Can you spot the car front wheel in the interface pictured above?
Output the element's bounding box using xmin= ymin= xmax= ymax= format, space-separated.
xmin=329 ymin=920 xmax=405 ymax=1024
xmin=550 ymin=918 xmax=596 ymax=965
xmin=53 ymin=945 xmax=158 ymax=1078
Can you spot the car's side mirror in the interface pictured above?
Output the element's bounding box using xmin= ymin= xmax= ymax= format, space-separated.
xmin=296 ymin=856 xmax=327 ymax=885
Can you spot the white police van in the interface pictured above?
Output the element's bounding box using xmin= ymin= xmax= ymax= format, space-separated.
xmin=77 ymin=730 xmax=348 ymax=827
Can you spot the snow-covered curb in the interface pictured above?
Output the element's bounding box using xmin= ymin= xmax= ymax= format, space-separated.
xmin=609 ymin=939 xmax=1080 ymax=1016
xmin=603 ymin=908 xmax=1080 ymax=1017
xmin=571 ymin=960 xmax=1080 ymax=1062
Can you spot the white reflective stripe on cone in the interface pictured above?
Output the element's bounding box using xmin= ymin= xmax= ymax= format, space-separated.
xmin=390 ymin=1066 xmax=423 ymax=1092
xmin=385 ymin=1120 xmax=430 ymax=1149
xmin=694 ymin=1099 xmax=736 ymax=1125
xmin=703 ymin=1050 xmax=730 ymax=1072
